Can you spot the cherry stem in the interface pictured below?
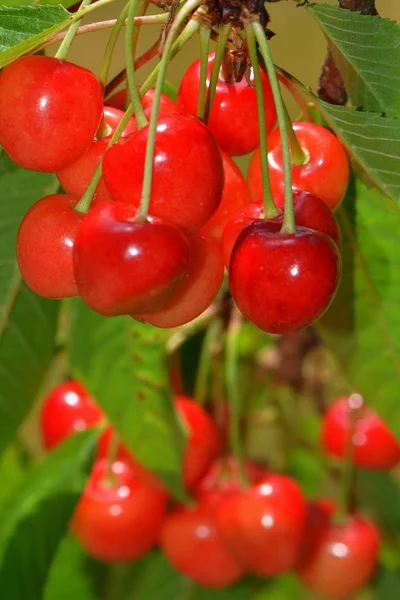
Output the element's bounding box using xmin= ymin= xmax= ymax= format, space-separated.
xmin=282 ymin=102 xmax=308 ymax=166
xmin=203 ymin=22 xmax=232 ymax=124
xmin=276 ymin=71 xmax=312 ymax=121
xmin=225 ymin=306 xmax=249 ymax=489
xmin=197 ymin=24 xmax=211 ymax=120
xmin=245 ymin=22 xmax=279 ymax=219
xmin=126 ymin=0 xmax=148 ymax=129
xmin=55 ymin=0 xmax=93 ymax=59
xmin=99 ymin=4 xmax=129 ymax=92
xmin=252 ymin=21 xmax=296 ymax=235
xmin=135 ymin=0 xmax=203 ymax=222
xmin=195 ymin=316 xmax=223 ymax=406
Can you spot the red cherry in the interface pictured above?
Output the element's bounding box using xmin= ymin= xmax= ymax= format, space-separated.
xmin=198 ymin=152 xmax=251 ymax=244
xmin=297 ymin=501 xmax=380 ymax=599
xmin=40 ymin=380 xmax=102 ymax=451
xmin=73 ymin=202 xmax=190 ymax=315
xmin=71 ymin=458 xmax=167 ymax=563
xmin=177 ymin=53 xmax=276 ymax=156
xmin=160 ymin=497 xmax=244 ymax=588
xmin=102 ymin=114 xmax=224 ymax=233
xmin=229 ymin=223 xmax=341 ymax=334
xmin=0 ymin=56 xmax=103 ymax=172
xmin=134 ymin=234 xmax=224 ymax=328
xmin=106 ymin=88 xmax=176 ymax=120
xmin=248 ymin=121 xmax=350 ymax=211
xmin=215 ymin=473 xmax=307 ymax=576
xmin=222 ymin=190 xmax=341 ymax=267
xmin=57 ymin=106 xmax=137 ymax=205
xmin=322 ymin=394 xmax=400 ymax=470
xmin=17 ymin=194 xmax=83 ymax=298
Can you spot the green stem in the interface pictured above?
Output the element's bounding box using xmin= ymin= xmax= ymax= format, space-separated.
xmin=55 ymin=0 xmax=93 ymax=59
xmin=197 ymin=25 xmax=211 ymax=120
xmin=245 ymin=23 xmax=278 ymax=219
xmin=126 ymin=0 xmax=148 ymax=129
xmin=283 ymin=102 xmax=308 ymax=166
xmin=99 ymin=4 xmax=129 ymax=91
xmin=195 ymin=317 xmax=223 ymax=406
xmin=203 ymin=22 xmax=232 ymax=124
xmin=253 ymin=21 xmax=296 ymax=234
xmin=135 ymin=0 xmax=202 ymax=222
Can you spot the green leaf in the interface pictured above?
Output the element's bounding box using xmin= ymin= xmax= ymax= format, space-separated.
xmin=357 ymin=471 xmax=400 ymax=534
xmin=0 ymin=165 xmax=60 ymax=455
xmin=2 ymin=0 xmax=77 ymax=8
xmin=309 ymin=4 xmax=400 ymax=118
xmin=318 ymin=178 xmax=400 ymax=437
xmin=69 ymin=300 xmax=188 ymax=501
xmin=0 ymin=5 xmax=71 ymax=67
xmin=0 ymin=445 xmax=25 ymax=504
xmin=0 ymin=430 xmax=97 ymax=600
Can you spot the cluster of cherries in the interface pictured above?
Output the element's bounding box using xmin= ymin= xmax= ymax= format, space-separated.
xmin=0 ymin=50 xmax=349 ymax=334
xmin=40 ymin=380 xmax=393 ymax=598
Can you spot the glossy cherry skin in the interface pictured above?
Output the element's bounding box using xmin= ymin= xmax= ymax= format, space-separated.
xmin=102 ymin=114 xmax=224 ymax=233
xmin=198 ymin=151 xmax=251 ymax=244
xmin=177 ymin=53 xmax=276 ymax=156
xmin=248 ymin=121 xmax=350 ymax=211
xmin=17 ymin=194 xmax=83 ymax=298
xmin=229 ymin=223 xmax=341 ymax=334
xmin=215 ymin=474 xmax=307 ymax=576
xmin=73 ymin=202 xmax=190 ymax=316
xmin=297 ymin=501 xmax=380 ymax=599
xmin=222 ymin=190 xmax=341 ymax=267
xmin=107 ymin=88 xmax=176 ymax=119
xmin=322 ymin=394 xmax=400 ymax=470
xmin=160 ymin=495 xmax=244 ymax=588
xmin=71 ymin=459 xmax=167 ymax=563
xmin=57 ymin=106 xmax=137 ymax=205
xmin=40 ymin=380 xmax=102 ymax=450
xmin=0 ymin=56 xmax=103 ymax=172
xmin=134 ymin=234 xmax=224 ymax=328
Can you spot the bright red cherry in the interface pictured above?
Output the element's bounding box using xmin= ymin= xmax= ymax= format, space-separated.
xmin=160 ymin=497 xmax=244 ymax=588
xmin=222 ymin=190 xmax=341 ymax=267
xmin=0 ymin=56 xmax=103 ymax=172
xmin=248 ymin=121 xmax=350 ymax=211
xmin=71 ymin=458 xmax=167 ymax=563
xmin=297 ymin=500 xmax=380 ymax=599
xmin=17 ymin=194 xmax=83 ymax=298
xmin=229 ymin=223 xmax=341 ymax=334
xmin=57 ymin=106 xmax=137 ymax=205
xmin=134 ymin=234 xmax=224 ymax=328
xmin=107 ymin=88 xmax=176 ymax=120
xmin=215 ymin=473 xmax=307 ymax=576
xmin=322 ymin=394 xmax=400 ymax=470
xmin=102 ymin=114 xmax=224 ymax=233
xmin=177 ymin=53 xmax=276 ymax=156
xmin=198 ymin=152 xmax=251 ymax=244
xmin=73 ymin=202 xmax=190 ymax=316
xmin=40 ymin=380 xmax=102 ymax=451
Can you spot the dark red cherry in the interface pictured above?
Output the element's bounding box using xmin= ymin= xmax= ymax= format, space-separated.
xmin=215 ymin=473 xmax=307 ymax=576
xmin=40 ymin=380 xmax=102 ymax=450
xmin=0 ymin=56 xmax=103 ymax=172
xmin=177 ymin=52 xmax=276 ymax=156
xmin=106 ymin=88 xmax=176 ymax=119
xmin=322 ymin=394 xmax=400 ymax=470
xmin=229 ymin=223 xmax=341 ymax=334
xmin=297 ymin=500 xmax=380 ymax=599
xmin=102 ymin=114 xmax=224 ymax=233
xmin=71 ymin=458 xmax=167 ymax=563
xmin=17 ymin=194 xmax=82 ymax=298
xmin=134 ymin=234 xmax=224 ymax=328
xmin=222 ymin=190 xmax=341 ymax=267
xmin=248 ymin=121 xmax=350 ymax=211
xmin=73 ymin=202 xmax=190 ymax=316
xmin=57 ymin=106 xmax=137 ymax=205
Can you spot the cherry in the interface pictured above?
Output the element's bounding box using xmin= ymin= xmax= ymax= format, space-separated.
xmin=17 ymin=194 xmax=83 ymax=298
xmin=102 ymin=114 xmax=224 ymax=233
xmin=198 ymin=151 xmax=251 ymax=244
xmin=57 ymin=106 xmax=137 ymax=205
xmin=297 ymin=500 xmax=380 ymax=599
xmin=248 ymin=121 xmax=350 ymax=211
xmin=177 ymin=53 xmax=276 ymax=156
xmin=40 ymin=380 xmax=102 ymax=451
xmin=71 ymin=458 xmax=167 ymax=563
xmin=107 ymin=88 xmax=176 ymax=120
xmin=160 ymin=496 xmax=244 ymax=588
xmin=215 ymin=473 xmax=307 ymax=576
xmin=229 ymin=223 xmax=341 ymax=334
xmin=222 ymin=191 xmax=341 ymax=267
xmin=73 ymin=202 xmax=190 ymax=316
xmin=134 ymin=234 xmax=224 ymax=328
xmin=322 ymin=394 xmax=400 ymax=470
xmin=0 ymin=56 xmax=103 ymax=172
